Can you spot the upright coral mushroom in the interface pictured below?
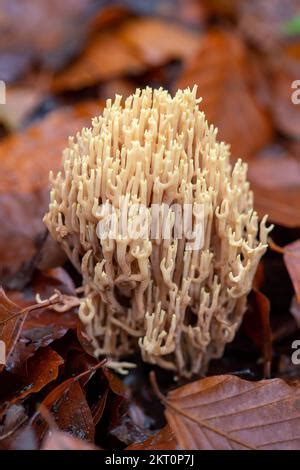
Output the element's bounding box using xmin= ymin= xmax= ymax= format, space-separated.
xmin=44 ymin=87 xmax=272 ymax=377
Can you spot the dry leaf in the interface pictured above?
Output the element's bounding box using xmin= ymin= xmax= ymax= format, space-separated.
xmin=0 ymin=289 xmax=28 ymax=373
xmin=158 ymin=374 xmax=300 ymax=449
xmin=119 ymin=18 xmax=200 ymax=66
xmin=52 ymin=33 xmax=145 ymax=92
xmin=248 ymin=154 xmax=300 ymax=190
xmin=127 ymin=425 xmax=178 ymax=450
xmin=53 ymin=381 xmax=95 ymax=442
xmin=176 ymin=29 xmax=272 ymax=158
xmin=30 ymin=361 xmax=104 ymax=443
xmin=6 ymin=268 xmax=78 ymax=371
xmin=0 ymin=0 xmax=101 ymax=82
xmin=0 ymin=100 xmax=103 ymax=282
xmin=5 ymin=348 xmax=64 ymax=404
xmin=242 ymin=289 xmax=272 ymax=377
xmin=248 ymin=147 xmax=300 ymax=227
xmin=284 ymin=240 xmax=300 ymax=302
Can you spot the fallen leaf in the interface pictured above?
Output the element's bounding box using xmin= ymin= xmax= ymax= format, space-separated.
xmin=248 ymin=147 xmax=300 ymax=227
xmin=103 ymin=368 xmax=127 ymax=397
xmin=249 ymin=154 xmax=300 ymax=190
xmin=2 ymin=347 xmax=64 ymax=404
xmin=242 ymin=289 xmax=272 ymax=377
xmin=283 ymin=240 xmax=300 ymax=302
xmin=91 ymin=388 xmax=109 ymax=426
xmin=253 ymin=261 xmax=265 ymax=291
xmin=176 ymin=29 xmax=272 ymax=158
xmin=0 ymin=289 xmax=28 ymax=373
xmin=0 ymin=100 xmax=103 ymax=282
xmin=0 ymin=0 xmax=103 ymax=82
xmin=154 ymin=374 xmax=300 ymax=449
xmin=30 ymin=361 xmax=104 ymax=442
xmin=119 ymin=17 xmax=201 ymax=66
xmin=53 ymin=381 xmax=95 ymax=442
xmin=6 ymin=268 xmax=78 ymax=371
xmin=126 ymin=425 xmax=177 ymax=450
xmin=52 ymin=32 xmax=145 ymax=92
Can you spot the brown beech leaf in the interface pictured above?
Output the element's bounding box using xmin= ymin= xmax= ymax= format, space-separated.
xmin=52 ymin=32 xmax=145 ymax=92
xmin=91 ymin=388 xmax=109 ymax=426
xmin=90 ymin=367 xmax=126 ymax=425
xmin=119 ymin=18 xmax=200 ymax=66
xmin=30 ymin=361 xmax=104 ymax=442
xmin=153 ymin=374 xmax=300 ymax=450
xmin=283 ymin=240 xmax=300 ymax=302
xmin=176 ymin=29 xmax=272 ymax=158
xmin=127 ymin=425 xmax=178 ymax=450
xmin=242 ymin=289 xmax=272 ymax=377
xmin=42 ymin=429 xmax=97 ymax=450
xmin=5 ymin=347 xmax=64 ymax=404
xmin=103 ymin=368 xmax=127 ymax=397
xmin=0 ymin=289 xmax=28 ymax=373
xmin=0 ymin=0 xmax=101 ymax=82
xmin=52 ymin=381 xmax=95 ymax=442
xmin=6 ymin=268 xmax=79 ymax=371
xmin=248 ymin=148 xmax=300 ymax=227
xmin=0 ymin=100 xmax=103 ymax=282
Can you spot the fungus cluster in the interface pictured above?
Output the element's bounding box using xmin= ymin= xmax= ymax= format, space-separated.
xmin=44 ymin=87 xmax=272 ymax=377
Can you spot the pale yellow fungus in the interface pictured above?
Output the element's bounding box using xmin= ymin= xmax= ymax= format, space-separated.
xmin=44 ymin=87 xmax=272 ymax=377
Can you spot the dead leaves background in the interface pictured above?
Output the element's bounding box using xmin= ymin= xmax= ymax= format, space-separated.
xmin=0 ymin=0 xmax=300 ymax=451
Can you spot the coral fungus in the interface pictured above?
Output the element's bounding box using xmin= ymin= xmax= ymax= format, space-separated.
xmin=44 ymin=87 xmax=272 ymax=377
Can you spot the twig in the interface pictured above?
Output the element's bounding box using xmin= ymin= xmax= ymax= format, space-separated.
xmin=0 ymin=296 xmax=61 ymax=326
